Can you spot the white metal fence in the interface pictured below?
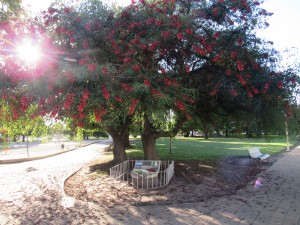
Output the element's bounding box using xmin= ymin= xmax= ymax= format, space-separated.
xmin=110 ymin=160 xmax=174 ymax=189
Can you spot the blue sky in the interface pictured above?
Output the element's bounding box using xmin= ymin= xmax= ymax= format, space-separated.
xmin=258 ymin=0 xmax=300 ymax=63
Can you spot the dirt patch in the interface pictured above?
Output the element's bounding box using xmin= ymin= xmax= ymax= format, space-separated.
xmin=64 ymin=155 xmax=275 ymax=207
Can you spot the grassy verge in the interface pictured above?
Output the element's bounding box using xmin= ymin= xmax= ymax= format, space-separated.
xmin=126 ymin=135 xmax=299 ymax=161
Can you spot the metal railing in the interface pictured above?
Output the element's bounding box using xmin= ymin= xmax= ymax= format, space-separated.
xmin=110 ymin=160 xmax=174 ymax=189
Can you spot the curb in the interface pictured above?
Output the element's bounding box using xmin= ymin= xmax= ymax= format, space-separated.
xmin=0 ymin=140 xmax=104 ymax=164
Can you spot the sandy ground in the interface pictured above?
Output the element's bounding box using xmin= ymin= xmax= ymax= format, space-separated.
xmin=64 ymin=156 xmax=275 ymax=208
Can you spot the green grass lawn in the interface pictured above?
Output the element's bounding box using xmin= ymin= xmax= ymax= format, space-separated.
xmin=127 ymin=136 xmax=299 ymax=161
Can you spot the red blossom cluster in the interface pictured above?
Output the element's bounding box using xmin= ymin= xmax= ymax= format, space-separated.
xmin=151 ymin=88 xmax=164 ymax=98
xmin=94 ymin=106 xmax=105 ymax=122
xmin=262 ymin=80 xmax=271 ymax=94
xmin=88 ymin=64 xmax=97 ymax=71
xmin=236 ymin=59 xmax=244 ymax=71
xmin=64 ymin=93 xmax=76 ymax=109
xmin=231 ymin=89 xmax=238 ymax=97
xmin=12 ymin=108 xmax=19 ymax=121
xmin=277 ymin=81 xmax=283 ymax=89
xmin=132 ymin=64 xmax=141 ymax=71
xmin=78 ymin=89 xmax=89 ymax=116
xmin=144 ymin=79 xmax=151 ymax=87
xmin=246 ymin=87 xmax=253 ymax=97
xmin=20 ymin=96 xmax=31 ymax=112
xmin=251 ymin=86 xmax=259 ymax=94
xmin=101 ymin=86 xmax=110 ymax=99
xmin=237 ymin=74 xmax=247 ymax=86
xmin=128 ymin=99 xmax=139 ymax=115
xmin=101 ymin=67 xmax=109 ymax=75
xmin=115 ymin=96 xmax=122 ymax=102
xmin=210 ymin=82 xmax=221 ymax=96
xmin=175 ymin=100 xmax=185 ymax=111
xmin=121 ymin=84 xmax=133 ymax=92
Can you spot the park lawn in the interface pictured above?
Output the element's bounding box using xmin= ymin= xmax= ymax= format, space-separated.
xmin=127 ymin=136 xmax=299 ymax=161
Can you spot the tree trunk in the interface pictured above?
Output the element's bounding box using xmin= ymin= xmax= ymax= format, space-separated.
xmin=123 ymin=126 xmax=131 ymax=149
xmin=107 ymin=127 xmax=127 ymax=164
xmin=225 ymin=129 xmax=229 ymax=137
xmin=204 ymin=131 xmax=209 ymax=139
xmin=142 ymin=133 xmax=158 ymax=160
xmin=22 ymin=135 xmax=25 ymax=142
xmin=141 ymin=114 xmax=159 ymax=160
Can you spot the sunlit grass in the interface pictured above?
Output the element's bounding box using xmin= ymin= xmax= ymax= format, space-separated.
xmin=126 ymin=136 xmax=299 ymax=161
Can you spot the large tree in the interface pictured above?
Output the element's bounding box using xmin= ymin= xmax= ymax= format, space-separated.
xmin=0 ymin=0 xmax=299 ymax=163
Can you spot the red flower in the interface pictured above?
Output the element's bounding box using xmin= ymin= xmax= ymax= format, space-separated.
xmin=212 ymin=7 xmax=219 ymax=17
xmin=175 ymin=101 xmax=185 ymax=111
xmin=144 ymin=79 xmax=151 ymax=87
xmin=156 ymin=20 xmax=163 ymax=25
xmin=164 ymin=78 xmax=172 ymax=86
xmin=162 ymin=31 xmax=171 ymax=38
xmin=115 ymin=96 xmax=122 ymax=102
xmin=124 ymin=57 xmax=132 ymax=63
xmin=210 ymin=89 xmax=217 ymax=96
xmin=132 ymin=64 xmax=141 ymax=71
xmin=75 ymin=16 xmax=81 ymax=22
xmin=185 ymin=65 xmax=190 ymax=73
xmin=85 ymin=23 xmax=91 ymax=31
xmin=94 ymin=107 xmax=105 ymax=122
xmin=101 ymin=67 xmax=109 ymax=75
xmin=70 ymin=38 xmax=76 ymax=44
xmin=231 ymin=51 xmax=237 ymax=59
xmin=193 ymin=45 xmax=206 ymax=56
xmin=67 ymin=30 xmax=75 ymax=37
xmin=247 ymin=87 xmax=253 ymax=97
xmin=231 ymin=89 xmax=238 ymax=97
xmin=140 ymin=44 xmax=147 ymax=50
xmin=159 ymin=68 xmax=166 ymax=74
xmin=213 ymin=32 xmax=220 ymax=39
xmin=88 ymin=64 xmax=97 ymax=71
xmin=237 ymin=75 xmax=247 ymax=86
xmin=151 ymin=88 xmax=164 ymax=98
xmin=212 ymin=54 xmax=221 ymax=63
xmin=83 ymin=40 xmax=89 ymax=49
xmin=277 ymin=81 xmax=283 ymax=89
xmin=128 ymin=99 xmax=139 ymax=115
xmin=225 ymin=68 xmax=231 ymax=76
xmin=146 ymin=18 xmax=155 ymax=24
xmin=64 ymin=93 xmax=75 ymax=110
xmin=172 ymin=22 xmax=181 ymax=29
xmin=177 ymin=32 xmax=183 ymax=40
xmin=236 ymin=59 xmax=244 ymax=71
xmin=64 ymin=7 xmax=71 ymax=13
xmin=149 ymin=41 xmax=159 ymax=51
xmin=185 ymin=29 xmax=193 ymax=35
xmin=237 ymin=38 xmax=243 ymax=46
xmin=102 ymin=86 xmax=110 ymax=99
xmin=122 ymin=83 xmax=133 ymax=92
xmin=251 ymin=86 xmax=259 ymax=94
xmin=79 ymin=58 xmax=87 ymax=65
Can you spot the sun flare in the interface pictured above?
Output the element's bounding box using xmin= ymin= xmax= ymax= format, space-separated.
xmin=17 ymin=40 xmax=41 ymax=65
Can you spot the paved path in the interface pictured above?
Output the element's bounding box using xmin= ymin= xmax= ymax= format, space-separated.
xmin=0 ymin=140 xmax=111 ymax=225
xmin=1 ymin=144 xmax=300 ymax=224
xmin=0 ymin=140 xmax=104 ymax=163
